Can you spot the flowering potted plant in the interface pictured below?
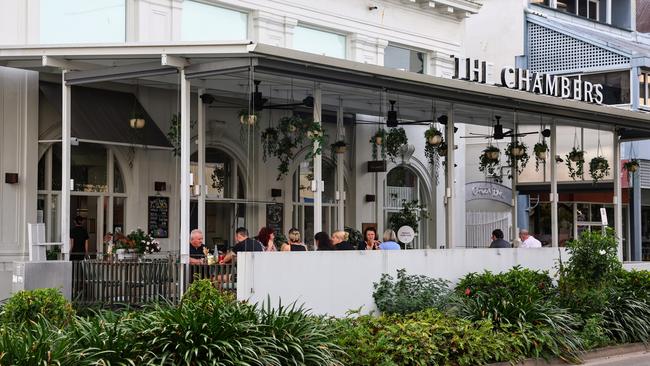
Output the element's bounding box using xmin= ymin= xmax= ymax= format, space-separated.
xmin=589 ymin=156 xmax=610 ymax=183
xmin=624 ymin=159 xmax=640 ymax=173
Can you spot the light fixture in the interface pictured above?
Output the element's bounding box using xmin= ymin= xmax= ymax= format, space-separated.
xmin=386 ymin=100 xmax=398 ymax=127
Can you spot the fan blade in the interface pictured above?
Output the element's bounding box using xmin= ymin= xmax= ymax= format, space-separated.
xmin=459 ymin=135 xmax=490 ymax=139
xmin=513 ymin=131 xmax=539 ymax=136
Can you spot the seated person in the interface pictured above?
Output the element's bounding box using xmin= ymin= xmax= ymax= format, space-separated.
xmin=189 ymin=229 xmax=207 ymax=264
xmin=221 ymin=227 xmax=264 ymax=263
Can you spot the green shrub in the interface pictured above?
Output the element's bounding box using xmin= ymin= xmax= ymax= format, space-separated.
xmin=577 ymin=315 xmax=611 ymax=350
xmin=602 ymin=294 xmax=650 ymax=344
xmin=0 ymin=317 xmax=69 ymax=365
xmin=181 ymin=278 xmax=235 ymax=310
xmin=373 ymin=269 xmax=451 ymax=315
xmin=334 ymin=309 xmax=523 ymax=366
xmin=1 ymin=288 xmax=74 ymax=327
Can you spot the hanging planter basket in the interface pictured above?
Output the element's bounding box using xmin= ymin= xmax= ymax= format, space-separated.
xmin=331 ymin=140 xmax=347 ymax=154
xmin=238 ymin=109 xmax=258 ymax=125
xmin=129 ymin=118 xmax=145 ymax=129
xmin=565 ymin=147 xmax=585 ymax=180
xmin=534 ymin=142 xmax=548 ymax=160
xmin=386 ymin=128 xmax=408 ymax=162
xmin=370 ymin=128 xmax=387 ymax=160
xmin=624 ymin=160 xmax=640 ymax=173
xmin=437 ymin=142 xmax=448 ymax=157
xmin=479 ymin=145 xmax=501 ymax=172
xmin=589 ymin=156 xmax=610 ymax=183
xmin=424 ymin=127 xmax=443 ymax=147
xmin=505 ymin=141 xmax=530 ymax=178
xmin=568 ymin=149 xmax=584 ymax=162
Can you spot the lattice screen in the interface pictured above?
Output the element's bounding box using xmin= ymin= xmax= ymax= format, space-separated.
xmin=527 ymin=22 xmax=629 ymax=73
xmin=639 ymin=159 xmax=650 ymax=189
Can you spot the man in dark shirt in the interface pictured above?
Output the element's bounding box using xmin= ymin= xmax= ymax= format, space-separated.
xmin=221 ymin=227 xmax=263 ymax=263
xmin=70 ymin=216 xmax=89 ymax=260
xmin=189 ymin=229 xmax=207 ymax=265
xmin=489 ymin=229 xmax=511 ymax=248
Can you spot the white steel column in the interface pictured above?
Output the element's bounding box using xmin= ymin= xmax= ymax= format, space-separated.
xmin=313 ymin=84 xmax=323 ymax=234
xmin=336 ymin=99 xmax=345 ymax=230
xmin=180 ymin=70 xmax=191 ymax=264
xmin=198 ymin=88 xmax=206 ymax=235
xmin=550 ymin=121 xmax=558 ymax=247
xmin=445 ymin=105 xmax=455 ymax=248
xmin=613 ymin=130 xmax=623 ymax=259
xmin=511 ymin=115 xmax=518 ymax=242
xmin=606 ymin=0 xmax=612 ymax=24
xmin=61 ymin=72 xmax=71 ymax=259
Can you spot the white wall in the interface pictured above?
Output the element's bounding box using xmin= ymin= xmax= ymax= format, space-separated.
xmin=237 ymin=248 xmax=568 ymax=317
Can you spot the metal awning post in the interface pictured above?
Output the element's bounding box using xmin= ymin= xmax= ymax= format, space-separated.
xmin=336 ymin=98 xmax=345 ymax=230
xmin=180 ymin=70 xmax=191 ymax=265
xmin=613 ymin=130 xmax=623 ymax=260
xmin=313 ymin=84 xmax=323 ymax=234
xmin=61 ymin=71 xmax=71 ymax=259
xmin=198 ymin=88 xmax=206 ymax=236
xmin=511 ymin=113 xmax=519 ymax=242
xmin=445 ymin=104 xmax=455 ymax=248
xmin=550 ymin=120 xmax=559 ymax=247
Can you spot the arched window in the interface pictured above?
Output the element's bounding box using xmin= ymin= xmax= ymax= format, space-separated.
xmin=384 ymin=165 xmax=428 ymax=249
xmin=37 ymin=143 xmax=127 ymax=254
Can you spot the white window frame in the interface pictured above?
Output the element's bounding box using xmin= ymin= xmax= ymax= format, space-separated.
xmin=640 ymin=70 xmax=650 ymax=109
xmin=292 ymin=24 xmax=347 ymax=59
xmin=181 ymin=0 xmax=249 ymax=42
xmin=383 ymin=43 xmax=427 ymax=74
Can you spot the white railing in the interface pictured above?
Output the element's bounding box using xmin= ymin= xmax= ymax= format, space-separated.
xmin=465 ymin=212 xmax=511 ymax=248
xmin=385 ymin=186 xmax=415 ymax=208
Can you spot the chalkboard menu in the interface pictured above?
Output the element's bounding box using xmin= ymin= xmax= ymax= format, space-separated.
xmin=266 ymin=203 xmax=283 ymax=235
xmin=148 ymin=196 xmax=169 ymax=238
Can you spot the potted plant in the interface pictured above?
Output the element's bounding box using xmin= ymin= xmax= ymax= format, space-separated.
xmin=370 ymin=128 xmax=387 ymax=160
xmin=331 ymin=140 xmax=347 ymax=154
xmin=479 ymin=145 xmax=500 ymax=172
xmin=505 ymin=141 xmax=529 ymax=177
xmin=589 ymin=156 xmax=610 ymax=183
xmin=533 ymin=141 xmax=548 ymax=172
xmin=424 ymin=127 xmax=443 ymax=146
xmin=238 ymin=109 xmax=258 ymax=125
xmin=566 ymin=147 xmax=585 ymax=180
xmin=624 ymin=159 xmax=640 ymax=173
xmin=437 ymin=142 xmax=448 ymax=157
xmin=305 ymin=121 xmax=326 ymax=159
xmin=261 ymin=127 xmax=279 ymax=161
xmin=386 ymin=128 xmax=408 ymax=162
xmin=387 ymin=200 xmax=430 ymax=235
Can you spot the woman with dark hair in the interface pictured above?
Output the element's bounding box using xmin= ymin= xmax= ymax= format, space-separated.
xmin=314 ymin=231 xmax=335 ymax=251
xmin=281 ymin=227 xmax=307 ymax=251
xmin=358 ymin=227 xmax=380 ymax=250
xmin=257 ymin=227 xmax=277 ymax=252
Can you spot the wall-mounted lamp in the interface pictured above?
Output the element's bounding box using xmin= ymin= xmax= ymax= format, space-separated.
xmin=5 ymin=173 xmax=18 ymax=184
xmin=154 ymin=181 xmax=166 ymax=192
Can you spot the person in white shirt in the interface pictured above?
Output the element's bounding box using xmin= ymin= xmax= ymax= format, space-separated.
xmin=519 ymin=229 xmax=542 ymax=248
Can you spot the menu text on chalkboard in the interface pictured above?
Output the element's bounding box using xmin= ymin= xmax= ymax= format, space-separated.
xmin=148 ymin=196 xmax=169 ymax=238
xmin=266 ymin=203 xmax=283 ymax=236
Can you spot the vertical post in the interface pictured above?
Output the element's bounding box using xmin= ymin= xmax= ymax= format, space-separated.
xmin=61 ymin=71 xmax=71 ymax=259
xmin=180 ymin=70 xmax=191 ymax=264
xmin=336 ymin=99 xmax=345 ymax=230
xmin=631 ymin=67 xmax=640 ymax=111
xmin=198 ymin=88 xmax=206 ymax=235
xmin=445 ymin=104 xmax=455 ymax=248
xmin=632 ymin=167 xmax=642 ymax=261
xmin=313 ymin=84 xmax=323 ymax=234
xmin=511 ymin=114 xmax=518 ymax=242
xmin=613 ymin=130 xmax=623 ymax=260
xmin=550 ymin=120 xmax=559 ymax=247
xmin=606 ymin=0 xmax=612 ymax=24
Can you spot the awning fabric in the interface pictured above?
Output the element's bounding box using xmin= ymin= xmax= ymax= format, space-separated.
xmin=40 ymin=82 xmax=172 ymax=148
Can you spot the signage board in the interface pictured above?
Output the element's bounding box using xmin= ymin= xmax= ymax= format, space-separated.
xmin=266 ymin=203 xmax=283 ymax=236
xmin=465 ymin=182 xmax=513 ymax=206
xmin=148 ymin=196 xmax=169 ymax=238
xmin=397 ymin=226 xmax=415 ymax=244
xmin=600 ymin=207 xmax=608 ymax=226
xmin=368 ymin=160 xmax=387 ymax=172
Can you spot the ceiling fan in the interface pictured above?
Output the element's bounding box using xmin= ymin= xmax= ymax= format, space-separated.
xmin=386 ymin=100 xmax=447 ymax=127
xmin=201 ymin=80 xmax=314 ymax=111
xmin=459 ymin=115 xmax=551 ymax=140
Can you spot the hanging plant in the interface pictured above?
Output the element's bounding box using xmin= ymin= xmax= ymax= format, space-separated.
xmin=437 ymin=142 xmax=448 ymax=157
xmin=370 ymin=128 xmax=387 ymax=160
xmin=279 ymin=115 xmax=303 ymax=134
xmin=210 ymin=165 xmax=226 ymax=192
xmin=386 ymin=128 xmax=408 ymax=162
xmin=533 ymin=141 xmax=548 ymax=172
xmin=505 ymin=141 xmax=529 ymax=177
xmin=331 ymin=140 xmax=347 ymax=154
xmin=424 ymin=127 xmax=443 ymax=146
xmin=565 ymin=147 xmax=585 ymax=180
xmin=589 ymin=156 xmax=610 ymax=183
xmin=387 ymin=200 xmax=430 ymax=234
xmin=479 ymin=145 xmax=500 ymax=173
xmin=238 ymin=109 xmax=259 ymax=126
xmin=167 ymin=113 xmax=197 ymax=156
xmin=624 ymin=159 xmax=640 ymax=173
xmin=305 ymin=121 xmax=326 ymax=159
xmin=260 ymin=127 xmax=279 ymax=161
xmin=424 ymin=142 xmax=441 ymax=185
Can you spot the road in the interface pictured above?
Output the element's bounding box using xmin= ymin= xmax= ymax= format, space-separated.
xmin=583 ymin=351 xmax=650 ymax=365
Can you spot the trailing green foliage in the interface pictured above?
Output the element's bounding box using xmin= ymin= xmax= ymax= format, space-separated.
xmin=387 ymin=199 xmax=430 ymax=234
xmin=385 ymin=127 xmax=408 ymax=162
xmin=1 ymin=288 xmax=74 ymax=327
xmin=373 ymin=269 xmax=451 ymax=315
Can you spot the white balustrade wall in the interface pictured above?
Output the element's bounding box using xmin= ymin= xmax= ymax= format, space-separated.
xmin=237 ymin=248 xmax=569 ymax=317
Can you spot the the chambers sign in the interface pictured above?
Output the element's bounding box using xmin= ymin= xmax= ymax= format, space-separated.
xmin=465 ymin=182 xmax=513 ymax=206
xmin=451 ymin=56 xmax=604 ymax=105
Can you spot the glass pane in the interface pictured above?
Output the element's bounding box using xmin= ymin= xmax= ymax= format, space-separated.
xmin=384 ymin=45 xmax=424 ymax=74
xmin=40 ymin=0 xmax=125 ymax=44
xmin=577 ymin=203 xmax=589 ymax=222
xmin=52 ymin=144 xmax=62 ymax=191
xmin=588 ymin=0 xmax=598 ymax=20
xmin=52 ymin=195 xmax=60 ymax=242
xmin=293 ymin=26 xmax=346 ymax=59
xmin=37 ymin=195 xmax=46 ymax=224
xmin=578 ymin=0 xmax=588 ymax=17
xmin=38 ymin=154 xmax=46 ymax=190
xmin=297 ymin=161 xmax=313 ymax=203
xmin=113 ymin=157 xmax=125 ymax=193
xmin=71 ymin=143 xmax=108 ymax=192
xmin=181 ymin=1 xmax=247 ymax=41
xmin=304 ymin=206 xmax=314 ymax=248
xmin=581 ymin=71 xmax=630 ymax=105
xmin=640 ymin=73 xmax=647 ymax=106
xmin=582 ymin=128 xmax=613 ymax=182
xmin=113 ymin=197 xmax=125 ymax=235
xmin=557 ymin=0 xmax=576 ymax=13
xmin=323 ymin=161 xmax=336 ymax=204
xmin=557 ymin=126 xmax=580 ymax=182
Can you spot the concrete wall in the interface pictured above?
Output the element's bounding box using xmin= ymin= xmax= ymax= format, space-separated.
xmin=237 ymin=248 xmax=568 ymax=316
xmin=12 ymin=261 xmax=72 ymax=300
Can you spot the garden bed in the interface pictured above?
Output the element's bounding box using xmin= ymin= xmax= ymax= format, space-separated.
xmin=488 ymin=343 xmax=649 ymax=366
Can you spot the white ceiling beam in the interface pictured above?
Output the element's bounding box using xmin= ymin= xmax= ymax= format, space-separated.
xmin=161 ymin=54 xmax=190 ymax=68
xmin=419 ymin=1 xmax=436 ymax=10
xmin=41 ymin=56 xmax=92 ymax=70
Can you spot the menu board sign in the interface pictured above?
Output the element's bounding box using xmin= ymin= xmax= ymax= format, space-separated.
xmin=266 ymin=203 xmax=283 ymax=235
xmin=148 ymin=196 xmax=169 ymax=238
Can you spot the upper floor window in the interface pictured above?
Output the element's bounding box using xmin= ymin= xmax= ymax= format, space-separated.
xmin=568 ymin=71 xmax=630 ymax=105
xmin=40 ymin=0 xmax=126 ymax=44
xmin=293 ymin=25 xmax=346 ymax=59
xmin=641 ymin=70 xmax=649 ymax=108
xmin=181 ymin=1 xmax=248 ymax=41
xmin=384 ymin=44 xmax=425 ymax=74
